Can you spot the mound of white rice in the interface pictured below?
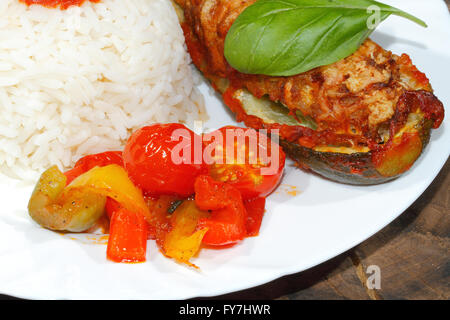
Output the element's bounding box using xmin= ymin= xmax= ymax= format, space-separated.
xmin=0 ymin=0 xmax=207 ymax=180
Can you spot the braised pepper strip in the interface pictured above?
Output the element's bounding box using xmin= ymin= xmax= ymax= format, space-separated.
xmin=194 ymin=175 xmax=232 ymax=211
xmin=244 ymin=197 xmax=266 ymax=237
xmin=64 ymin=151 xmax=123 ymax=185
xmin=162 ymin=200 xmax=209 ymax=267
xmin=28 ymin=166 xmax=106 ymax=232
xmin=66 ymin=164 xmax=150 ymax=219
xmin=107 ymin=207 xmax=148 ymax=263
xmin=195 ymin=175 xmax=247 ymax=246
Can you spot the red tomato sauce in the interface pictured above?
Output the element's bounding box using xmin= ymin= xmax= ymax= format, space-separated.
xmin=19 ymin=0 xmax=100 ymax=10
xmin=181 ymin=23 xmax=205 ymax=71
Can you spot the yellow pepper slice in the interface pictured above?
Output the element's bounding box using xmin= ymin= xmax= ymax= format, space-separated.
xmin=163 ymin=200 xmax=209 ymax=267
xmin=66 ymin=164 xmax=149 ymax=218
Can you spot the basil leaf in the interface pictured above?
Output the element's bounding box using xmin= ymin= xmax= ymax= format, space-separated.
xmin=224 ymin=0 xmax=427 ymax=76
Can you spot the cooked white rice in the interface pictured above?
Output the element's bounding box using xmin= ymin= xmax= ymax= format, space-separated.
xmin=0 ymin=0 xmax=207 ymax=180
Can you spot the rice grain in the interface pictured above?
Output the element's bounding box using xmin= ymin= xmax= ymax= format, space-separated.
xmin=0 ymin=0 xmax=207 ymax=180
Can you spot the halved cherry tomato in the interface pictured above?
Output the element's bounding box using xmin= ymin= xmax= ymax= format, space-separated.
xmin=123 ymin=124 xmax=206 ymax=197
xmin=64 ymin=151 xmax=123 ymax=185
xmin=195 ymin=175 xmax=247 ymax=246
xmin=203 ymin=126 xmax=285 ymax=200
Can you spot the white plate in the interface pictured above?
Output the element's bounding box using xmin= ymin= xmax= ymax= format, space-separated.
xmin=0 ymin=0 xmax=448 ymax=300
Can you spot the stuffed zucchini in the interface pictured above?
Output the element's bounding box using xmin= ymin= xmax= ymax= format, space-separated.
xmin=174 ymin=0 xmax=445 ymax=185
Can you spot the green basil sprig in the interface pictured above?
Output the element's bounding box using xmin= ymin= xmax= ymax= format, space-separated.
xmin=224 ymin=0 xmax=426 ymax=77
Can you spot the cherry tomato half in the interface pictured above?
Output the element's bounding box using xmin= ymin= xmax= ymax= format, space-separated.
xmin=123 ymin=123 xmax=206 ymax=197
xmin=203 ymin=126 xmax=285 ymax=200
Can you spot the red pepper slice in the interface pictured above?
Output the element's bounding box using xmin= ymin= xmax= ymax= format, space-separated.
xmin=244 ymin=197 xmax=266 ymax=237
xmin=64 ymin=151 xmax=123 ymax=185
xmin=194 ymin=175 xmax=233 ymax=211
xmin=194 ymin=175 xmax=247 ymax=246
xmin=105 ymin=197 xmax=122 ymax=220
xmin=107 ymin=207 xmax=148 ymax=263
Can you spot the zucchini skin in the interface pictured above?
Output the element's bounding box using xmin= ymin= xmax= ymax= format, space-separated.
xmin=279 ymin=119 xmax=433 ymax=185
xmin=280 ymin=139 xmax=393 ymax=185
